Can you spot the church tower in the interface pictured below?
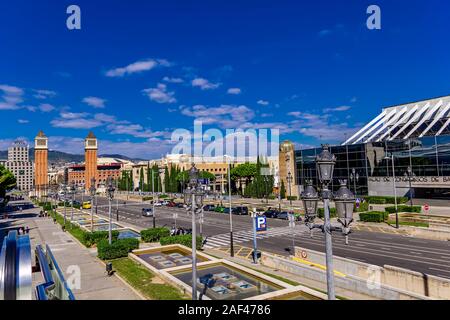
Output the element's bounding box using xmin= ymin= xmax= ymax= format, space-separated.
xmin=34 ymin=130 xmax=48 ymax=196
xmin=84 ymin=132 xmax=98 ymax=191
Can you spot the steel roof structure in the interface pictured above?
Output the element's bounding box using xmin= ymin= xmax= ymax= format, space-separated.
xmin=342 ymin=95 xmax=450 ymax=145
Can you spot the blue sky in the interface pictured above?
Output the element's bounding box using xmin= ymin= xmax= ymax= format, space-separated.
xmin=0 ymin=0 xmax=449 ymax=158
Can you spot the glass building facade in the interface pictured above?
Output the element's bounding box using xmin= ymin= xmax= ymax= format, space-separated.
xmin=295 ymin=134 xmax=450 ymax=198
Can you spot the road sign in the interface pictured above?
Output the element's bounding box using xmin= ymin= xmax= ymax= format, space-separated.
xmin=256 ymin=216 xmax=267 ymax=232
xmin=424 ymin=204 xmax=430 ymax=213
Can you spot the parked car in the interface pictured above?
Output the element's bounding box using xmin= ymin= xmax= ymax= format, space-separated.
xmin=223 ymin=207 xmax=238 ymax=214
xmin=176 ymin=203 xmax=185 ymax=208
xmin=154 ymin=201 xmax=163 ymax=207
xmin=263 ymin=210 xmax=279 ymax=218
xmin=277 ymin=212 xmax=290 ymax=220
xmin=234 ymin=206 xmax=249 ymax=215
xmin=167 ymin=201 xmax=177 ymax=207
xmin=142 ymin=208 xmax=154 ymax=217
xmin=203 ymin=204 xmax=216 ymax=211
xmin=214 ymin=206 xmax=225 ymax=213
xmin=72 ymin=200 xmax=81 ymax=207
xmin=82 ymin=201 xmax=91 ymax=209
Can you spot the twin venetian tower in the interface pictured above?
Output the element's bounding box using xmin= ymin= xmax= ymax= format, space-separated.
xmin=34 ymin=131 xmax=98 ymax=193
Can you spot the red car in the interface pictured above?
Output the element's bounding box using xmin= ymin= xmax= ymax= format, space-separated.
xmin=167 ymin=201 xmax=177 ymax=207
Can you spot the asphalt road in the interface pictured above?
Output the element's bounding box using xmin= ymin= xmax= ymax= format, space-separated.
xmin=76 ymin=195 xmax=450 ymax=279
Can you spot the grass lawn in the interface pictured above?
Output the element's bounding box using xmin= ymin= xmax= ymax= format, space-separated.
xmin=110 ymin=257 xmax=187 ymax=300
xmin=387 ymin=220 xmax=429 ymax=228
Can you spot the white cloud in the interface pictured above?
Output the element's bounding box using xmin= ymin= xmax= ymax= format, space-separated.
xmin=51 ymin=118 xmax=104 ymax=129
xmin=33 ymin=89 xmax=56 ymax=99
xmin=105 ymin=58 xmax=171 ymax=77
xmin=0 ymin=84 xmax=24 ymax=110
xmin=17 ymin=119 xmax=29 ymax=124
xmin=191 ymin=78 xmax=220 ymax=90
xmin=163 ymin=76 xmax=184 ymax=83
xmin=257 ymin=100 xmax=269 ymax=106
xmin=39 ymin=103 xmax=55 ymax=112
xmin=227 ymin=88 xmax=241 ymax=95
xmin=180 ymin=104 xmax=255 ymax=128
xmin=0 ymin=84 xmax=23 ymax=95
xmin=323 ymin=105 xmax=351 ymax=113
xmin=83 ymin=96 xmax=106 ymax=108
xmin=142 ymin=83 xmax=176 ymax=104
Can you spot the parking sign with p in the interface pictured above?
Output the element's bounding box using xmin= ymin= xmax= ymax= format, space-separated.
xmin=256 ymin=216 xmax=267 ymax=232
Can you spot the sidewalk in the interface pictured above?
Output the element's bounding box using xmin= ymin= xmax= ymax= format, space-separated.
xmin=2 ymin=207 xmax=142 ymax=300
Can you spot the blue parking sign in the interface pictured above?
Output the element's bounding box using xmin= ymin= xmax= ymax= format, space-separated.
xmin=256 ymin=216 xmax=267 ymax=232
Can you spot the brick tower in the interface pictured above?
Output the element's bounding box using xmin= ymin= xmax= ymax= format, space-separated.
xmin=84 ymin=132 xmax=98 ymax=191
xmin=34 ymin=130 xmax=48 ymax=196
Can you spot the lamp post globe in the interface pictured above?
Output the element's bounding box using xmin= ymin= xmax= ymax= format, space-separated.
xmin=301 ymin=180 xmax=319 ymax=225
xmin=334 ymin=180 xmax=355 ymax=228
xmin=316 ymin=144 xmax=336 ymax=184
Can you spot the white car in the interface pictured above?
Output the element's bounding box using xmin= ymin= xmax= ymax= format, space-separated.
xmin=142 ymin=208 xmax=154 ymax=217
xmin=154 ymin=201 xmax=163 ymax=207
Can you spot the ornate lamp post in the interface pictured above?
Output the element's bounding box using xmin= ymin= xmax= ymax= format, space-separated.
xmin=61 ymin=184 xmax=68 ymax=226
xmin=287 ymin=171 xmax=293 ymax=206
xmin=70 ymin=181 xmax=76 ymax=221
xmin=385 ymin=154 xmax=399 ymax=229
xmin=300 ymin=144 xmax=356 ymax=300
xmin=89 ymin=178 xmax=96 ymax=232
xmin=183 ymin=163 xmax=205 ymax=300
xmin=350 ymin=168 xmax=359 ymax=198
xmin=405 ymin=166 xmax=415 ymax=207
xmin=106 ymin=176 xmax=115 ymax=245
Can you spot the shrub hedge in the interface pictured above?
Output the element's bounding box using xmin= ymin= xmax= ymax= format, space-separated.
xmin=140 ymin=227 xmax=170 ymax=243
xmin=359 ymin=211 xmax=389 ymax=223
xmin=385 ymin=205 xmax=422 ymax=214
xmin=159 ymin=235 xmax=203 ymax=250
xmin=286 ymin=196 xmax=297 ymax=201
xmin=83 ymin=230 xmax=119 ymax=247
xmin=355 ymin=201 xmax=369 ymax=212
xmin=159 ymin=194 xmax=169 ymax=199
xmin=142 ymin=196 xmax=153 ymax=201
xmin=317 ymin=207 xmax=337 ymax=219
xmin=363 ymin=196 xmax=409 ymax=204
xmin=97 ymin=238 xmax=140 ymax=260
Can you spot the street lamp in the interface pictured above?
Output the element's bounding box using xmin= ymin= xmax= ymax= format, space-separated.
xmin=300 ymin=144 xmax=356 ymax=300
xmin=106 ymin=176 xmax=115 ymax=245
xmin=405 ymin=166 xmax=415 ymax=207
xmin=287 ymin=171 xmax=293 ymax=206
xmin=384 ymin=153 xmax=399 ymax=229
xmin=350 ymin=168 xmax=359 ymax=198
xmin=183 ymin=163 xmax=205 ymax=300
xmin=70 ymin=181 xmax=76 ymax=222
xmin=227 ymin=161 xmax=234 ymax=257
xmin=61 ymin=184 xmax=68 ymax=226
xmin=89 ymin=178 xmax=96 ymax=232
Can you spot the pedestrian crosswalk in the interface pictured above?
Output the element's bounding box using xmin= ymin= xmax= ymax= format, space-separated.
xmin=203 ymin=226 xmax=300 ymax=249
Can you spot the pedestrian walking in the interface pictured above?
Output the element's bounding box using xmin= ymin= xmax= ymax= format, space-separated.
xmin=25 ymin=226 xmax=29 ymax=234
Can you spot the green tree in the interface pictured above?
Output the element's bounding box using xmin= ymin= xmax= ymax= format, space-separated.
xmin=139 ymin=167 xmax=144 ymax=191
xmin=230 ymin=163 xmax=257 ymax=195
xmin=146 ymin=162 xmax=151 ymax=192
xmin=0 ymin=165 xmax=16 ymax=207
xmin=164 ymin=166 xmax=170 ymax=193
xmin=280 ymin=180 xmax=286 ymax=199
